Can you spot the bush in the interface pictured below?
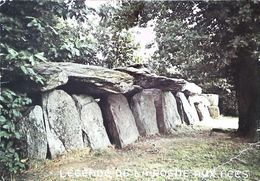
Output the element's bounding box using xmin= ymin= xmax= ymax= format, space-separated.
xmin=219 ymin=91 xmax=238 ymax=116
xmin=0 ymin=89 xmax=32 ymax=178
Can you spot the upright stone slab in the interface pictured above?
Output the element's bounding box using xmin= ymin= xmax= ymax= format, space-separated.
xmin=131 ymin=90 xmax=159 ymax=136
xmin=175 ymin=92 xmax=199 ymax=125
xmin=42 ymin=90 xmax=83 ymax=158
xmin=202 ymin=94 xmax=220 ymax=119
xmin=189 ymin=95 xmax=211 ymax=121
xmin=148 ymin=90 xmax=182 ymax=134
xmin=188 ymin=96 xmax=203 ymax=122
xmin=17 ymin=106 xmax=47 ymax=159
xmin=72 ymin=95 xmax=111 ymax=150
xmin=162 ymin=91 xmax=182 ymax=130
xmin=208 ymin=106 xmax=220 ymax=119
xmin=175 ymin=94 xmax=185 ymax=124
xmin=195 ymin=103 xmax=211 ymax=121
xmin=202 ymin=94 xmax=219 ymax=106
xmin=138 ymin=89 xmax=165 ymax=133
xmin=100 ymin=94 xmax=139 ymax=148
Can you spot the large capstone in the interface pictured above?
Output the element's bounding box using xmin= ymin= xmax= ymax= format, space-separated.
xmin=72 ymin=95 xmax=111 ymax=150
xmin=33 ymin=62 xmax=135 ymax=96
xmin=182 ymin=82 xmax=202 ymax=96
xmin=100 ymin=94 xmax=139 ymax=148
xmin=115 ymin=67 xmax=187 ymax=93
xmin=130 ymin=90 xmax=159 ymax=136
xmin=42 ymin=90 xmax=83 ymax=158
xmin=17 ymin=105 xmax=47 ymax=159
xmin=10 ymin=65 xmax=68 ymax=93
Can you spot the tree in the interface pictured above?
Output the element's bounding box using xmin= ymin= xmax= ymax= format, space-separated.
xmin=194 ymin=1 xmax=260 ymax=139
xmin=115 ymin=1 xmax=260 ymax=139
xmin=95 ymin=2 xmax=141 ymax=68
xmin=127 ymin=1 xmax=238 ymax=115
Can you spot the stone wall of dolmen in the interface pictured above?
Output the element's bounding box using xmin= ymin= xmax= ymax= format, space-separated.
xmin=16 ymin=62 xmax=220 ymax=160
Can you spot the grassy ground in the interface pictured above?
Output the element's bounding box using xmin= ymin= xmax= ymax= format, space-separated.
xmin=19 ymin=126 xmax=260 ymax=181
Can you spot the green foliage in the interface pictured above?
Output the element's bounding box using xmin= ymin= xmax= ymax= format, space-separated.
xmin=134 ymin=1 xmax=259 ymax=116
xmin=0 ymin=1 xmax=258 ymax=178
xmin=96 ymin=27 xmax=140 ymax=68
xmin=0 ymin=89 xmax=32 ymax=177
xmin=94 ymin=2 xmax=141 ymax=68
xmin=0 ymin=1 xmax=139 ymax=177
xmin=51 ymin=20 xmax=99 ymax=64
xmin=99 ymin=1 xmax=144 ymax=30
xmin=153 ymin=19 xmax=209 ymax=80
xmin=193 ymin=1 xmax=260 ymax=117
xmin=0 ymin=43 xmax=45 ymax=84
xmin=0 ymin=0 xmax=93 ymax=177
xmin=0 ymin=0 xmax=96 ymax=66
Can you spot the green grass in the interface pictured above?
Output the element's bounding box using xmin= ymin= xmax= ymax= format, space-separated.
xmin=19 ymin=130 xmax=260 ymax=181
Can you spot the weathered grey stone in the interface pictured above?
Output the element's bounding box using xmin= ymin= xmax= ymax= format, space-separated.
xmin=72 ymin=95 xmax=111 ymax=150
xmin=147 ymin=90 xmax=181 ymax=134
xmin=189 ymin=95 xmax=210 ymax=107
xmin=182 ymin=82 xmax=202 ymax=96
xmin=33 ymin=62 xmax=134 ymax=96
xmin=11 ymin=66 xmax=68 ymax=93
xmin=195 ymin=103 xmax=211 ymax=121
xmin=208 ymin=106 xmax=220 ymax=119
xmin=202 ymin=94 xmax=219 ymax=106
xmin=42 ymin=90 xmax=83 ymax=158
xmin=115 ymin=67 xmax=187 ymax=93
xmin=187 ymin=96 xmax=202 ymax=122
xmin=188 ymin=97 xmax=201 ymax=123
xmin=162 ymin=91 xmax=182 ymax=129
xmin=100 ymin=94 xmax=139 ymax=148
xmin=18 ymin=106 xmax=47 ymax=159
xmin=175 ymin=92 xmax=200 ymax=125
xmin=189 ymin=95 xmax=211 ymax=121
xmin=145 ymin=89 xmax=166 ymax=133
xmin=34 ymin=66 xmax=69 ymax=91
xmin=130 ymin=90 xmax=159 ymax=136
xmin=175 ymin=94 xmax=186 ymax=124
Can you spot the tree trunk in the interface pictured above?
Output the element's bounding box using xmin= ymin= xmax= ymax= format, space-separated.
xmin=236 ymin=49 xmax=260 ymax=141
